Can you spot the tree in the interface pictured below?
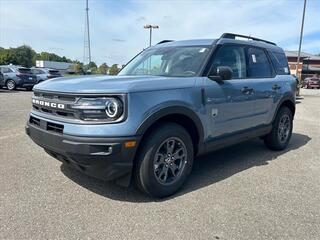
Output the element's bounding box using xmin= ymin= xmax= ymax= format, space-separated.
xmin=13 ymin=45 xmax=36 ymax=67
xmin=73 ymin=63 xmax=84 ymax=74
xmin=109 ymin=64 xmax=120 ymax=75
xmin=83 ymin=61 xmax=98 ymax=74
xmin=0 ymin=45 xmax=73 ymax=67
xmin=98 ymin=63 xmax=109 ymax=74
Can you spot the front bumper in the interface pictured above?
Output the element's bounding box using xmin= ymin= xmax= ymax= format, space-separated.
xmin=26 ymin=119 xmax=141 ymax=185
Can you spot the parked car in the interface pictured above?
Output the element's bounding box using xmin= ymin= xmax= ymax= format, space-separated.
xmin=303 ymin=77 xmax=320 ymax=89
xmin=26 ymin=33 xmax=296 ymax=198
xmin=0 ymin=65 xmax=37 ymax=90
xmin=31 ymin=68 xmax=62 ymax=83
xmin=0 ymin=71 xmax=4 ymax=83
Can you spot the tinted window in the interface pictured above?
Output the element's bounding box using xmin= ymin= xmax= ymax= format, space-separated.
xmin=1 ymin=67 xmax=13 ymax=73
xmin=247 ymin=48 xmax=272 ymax=78
xmin=211 ymin=45 xmax=246 ymax=79
xmin=18 ymin=68 xmax=31 ymax=74
xmin=269 ymin=51 xmax=289 ymax=75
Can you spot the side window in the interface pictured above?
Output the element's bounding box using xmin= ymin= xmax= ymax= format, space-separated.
xmin=1 ymin=67 xmax=12 ymax=73
xmin=211 ymin=45 xmax=246 ymax=79
xmin=247 ymin=48 xmax=273 ymax=78
xmin=269 ymin=51 xmax=289 ymax=75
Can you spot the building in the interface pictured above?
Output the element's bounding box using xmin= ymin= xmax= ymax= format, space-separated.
xmin=36 ymin=60 xmax=74 ymax=74
xmin=285 ymin=51 xmax=320 ymax=80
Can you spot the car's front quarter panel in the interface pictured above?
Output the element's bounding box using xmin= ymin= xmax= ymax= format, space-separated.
xmin=29 ymin=80 xmax=206 ymax=139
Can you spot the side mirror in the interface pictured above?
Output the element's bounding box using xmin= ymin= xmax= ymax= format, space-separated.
xmin=209 ymin=66 xmax=233 ymax=80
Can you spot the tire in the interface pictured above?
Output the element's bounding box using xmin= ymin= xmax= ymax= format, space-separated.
xmin=135 ymin=123 xmax=194 ymax=198
xmin=26 ymin=86 xmax=33 ymax=91
xmin=264 ymin=106 xmax=293 ymax=151
xmin=6 ymin=80 xmax=16 ymax=90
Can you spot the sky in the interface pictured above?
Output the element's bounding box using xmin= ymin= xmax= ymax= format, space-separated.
xmin=0 ymin=0 xmax=319 ymax=66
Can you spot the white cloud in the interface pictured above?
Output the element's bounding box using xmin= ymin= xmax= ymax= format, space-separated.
xmin=0 ymin=0 xmax=319 ymax=65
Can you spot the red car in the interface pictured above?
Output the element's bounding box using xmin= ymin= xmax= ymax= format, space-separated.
xmin=304 ymin=77 xmax=320 ymax=89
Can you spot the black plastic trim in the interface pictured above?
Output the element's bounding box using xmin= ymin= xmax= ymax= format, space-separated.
xmin=136 ymin=106 xmax=204 ymax=145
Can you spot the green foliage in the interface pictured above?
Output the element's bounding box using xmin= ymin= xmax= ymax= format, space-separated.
xmin=0 ymin=45 xmax=36 ymax=67
xmin=98 ymin=63 xmax=109 ymax=74
xmin=0 ymin=45 xmax=72 ymax=67
xmin=73 ymin=63 xmax=84 ymax=74
xmin=36 ymin=52 xmax=72 ymax=63
xmin=109 ymin=64 xmax=120 ymax=75
xmin=83 ymin=61 xmax=98 ymax=74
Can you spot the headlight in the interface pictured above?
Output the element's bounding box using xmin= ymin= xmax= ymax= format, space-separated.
xmin=72 ymin=97 xmax=124 ymax=122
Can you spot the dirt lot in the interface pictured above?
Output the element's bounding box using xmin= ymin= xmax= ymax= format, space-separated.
xmin=0 ymin=88 xmax=319 ymax=240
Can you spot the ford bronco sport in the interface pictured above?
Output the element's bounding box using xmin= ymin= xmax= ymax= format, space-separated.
xmin=26 ymin=33 xmax=296 ymax=198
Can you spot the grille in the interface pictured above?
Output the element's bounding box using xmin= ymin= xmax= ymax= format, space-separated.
xmin=32 ymin=91 xmax=77 ymax=119
xmin=29 ymin=116 xmax=40 ymax=126
xmin=47 ymin=122 xmax=64 ymax=134
xmin=29 ymin=115 xmax=64 ymax=134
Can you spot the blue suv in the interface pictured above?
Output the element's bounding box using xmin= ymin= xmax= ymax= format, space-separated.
xmin=26 ymin=33 xmax=296 ymax=198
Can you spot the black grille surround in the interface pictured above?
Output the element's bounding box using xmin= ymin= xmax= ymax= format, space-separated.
xmin=31 ymin=90 xmax=127 ymax=124
xmin=32 ymin=91 xmax=77 ymax=119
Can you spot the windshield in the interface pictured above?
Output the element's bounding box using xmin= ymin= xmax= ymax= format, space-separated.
xmin=119 ymin=46 xmax=210 ymax=77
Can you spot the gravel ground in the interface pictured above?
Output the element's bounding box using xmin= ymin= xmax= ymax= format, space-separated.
xmin=0 ymin=88 xmax=319 ymax=240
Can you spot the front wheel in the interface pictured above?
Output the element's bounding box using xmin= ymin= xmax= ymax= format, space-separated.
xmin=264 ymin=106 xmax=293 ymax=150
xmin=6 ymin=80 xmax=16 ymax=90
xmin=135 ymin=123 xmax=194 ymax=198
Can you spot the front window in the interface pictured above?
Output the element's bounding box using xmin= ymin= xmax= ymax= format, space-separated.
xmin=119 ymin=46 xmax=210 ymax=77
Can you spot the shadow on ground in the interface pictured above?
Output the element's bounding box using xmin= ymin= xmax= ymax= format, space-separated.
xmin=61 ymin=133 xmax=311 ymax=202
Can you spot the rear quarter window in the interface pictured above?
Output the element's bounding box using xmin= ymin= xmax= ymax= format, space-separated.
xmin=269 ymin=51 xmax=289 ymax=75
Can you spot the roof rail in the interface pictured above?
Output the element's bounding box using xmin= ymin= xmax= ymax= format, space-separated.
xmin=157 ymin=40 xmax=174 ymax=45
xmin=220 ymin=33 xmax=276 ymax=46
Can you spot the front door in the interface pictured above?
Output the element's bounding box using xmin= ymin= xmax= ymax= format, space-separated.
xmin=202 ymin=44 xmax=256 ymax=140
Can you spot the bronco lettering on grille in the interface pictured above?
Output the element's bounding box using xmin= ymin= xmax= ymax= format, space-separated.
xmin=32 ymin=99 xmax=65 ymax=109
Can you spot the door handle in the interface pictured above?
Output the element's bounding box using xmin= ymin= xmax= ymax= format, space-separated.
xmin=241 ymin=87 xmax=254 ymax=95
xmin=272 ymin=84 xmax=281 ymax=90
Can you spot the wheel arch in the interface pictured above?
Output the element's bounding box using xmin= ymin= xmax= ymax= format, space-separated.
xmin=136 ymin=106 xmax=204 ymax=155
xmin=273 ymin=95 xmax=296 ymax=122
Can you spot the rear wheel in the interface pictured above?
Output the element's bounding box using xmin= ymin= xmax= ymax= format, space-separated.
xmin=135 ymin=123 xmax=194 ymax=198
xmin=264 ymin=106 xmax=293 ymax=150
xmin=26 ymin=86 xmax=33 ymax=91
xmin=6 ymin=80 xmax=16 ymax=90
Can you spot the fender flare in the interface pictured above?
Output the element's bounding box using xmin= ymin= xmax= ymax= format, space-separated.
xmin=272 ymin=94 xmax=296 ymax=122
xmin=136 ymin=106 xmax=204 ymax=144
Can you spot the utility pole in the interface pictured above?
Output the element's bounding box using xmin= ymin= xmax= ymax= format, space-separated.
xmin=144 ymin=25 xmax=159 ymax=47
xmin=83 ymin=0 xmax=91 ymax=64
xmin=295 ymin=0 xmax=307 ymax=79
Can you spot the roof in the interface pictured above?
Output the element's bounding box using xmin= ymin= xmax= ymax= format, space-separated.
xmin=153 ymin=38 xmax=282 ymax=52
xmin=285 ymin=51 xmax=320 ymax=60
xmin=153 ymin=39 xmax=216 ymax=48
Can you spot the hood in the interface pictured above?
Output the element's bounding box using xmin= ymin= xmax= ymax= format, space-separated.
xmin=34 ymin=75 xmax=197 ymax=94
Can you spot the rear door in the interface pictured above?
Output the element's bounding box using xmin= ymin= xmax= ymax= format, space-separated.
xmin=202 ymin=44 xmax=256 ymax=139
xmin=245 ymin=47 xmax=277 ymax=127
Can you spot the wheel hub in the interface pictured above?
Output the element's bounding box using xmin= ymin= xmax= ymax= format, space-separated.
xmin=153 ymin=137 xmax=187 ymax=185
